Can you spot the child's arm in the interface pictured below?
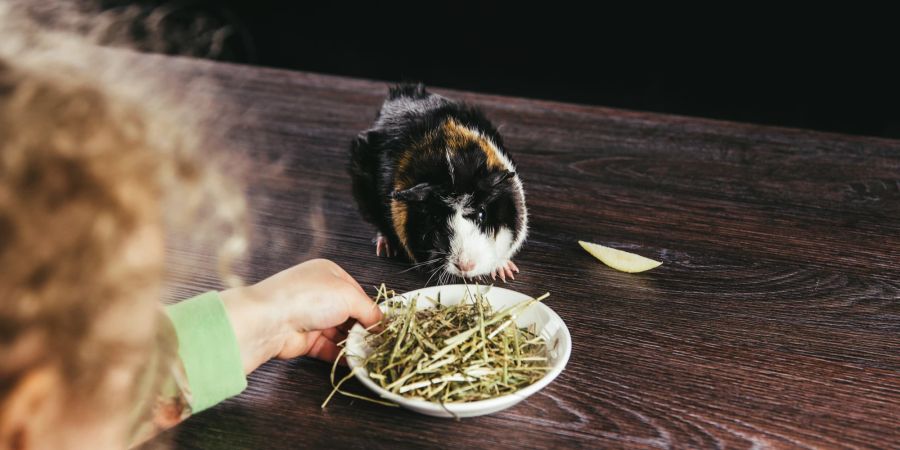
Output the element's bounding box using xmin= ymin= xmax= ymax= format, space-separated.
xmin=128 ymin=259 xmax=381 ymax=447
xmin=128 ymin=291 xmax=241 ymax=447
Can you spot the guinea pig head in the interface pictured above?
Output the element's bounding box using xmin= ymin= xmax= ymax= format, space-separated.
xmin=391 ymin=139 xmax=524 ymax=280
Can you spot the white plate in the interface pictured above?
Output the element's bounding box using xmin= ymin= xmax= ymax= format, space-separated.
xmin=345 ymin=284 xmax=571 ymax=418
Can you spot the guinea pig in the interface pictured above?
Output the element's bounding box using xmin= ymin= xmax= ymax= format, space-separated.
xmin=349 ymin=83 xmax=528 ymax=283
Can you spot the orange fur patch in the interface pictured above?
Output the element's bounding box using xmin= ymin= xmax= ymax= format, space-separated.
xmin=390 ymin=199 xmax=415 ymax=260
xmin=442 ymin=119 xmax=504 ymax=170
xmin=392 ymin=132 xmax=434 ymax=260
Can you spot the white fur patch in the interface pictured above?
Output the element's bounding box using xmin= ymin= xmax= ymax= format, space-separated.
xmin=445 ymin=149 xmax=455 ymax=184
xmin=459 ymin=125 xmax=528 ymax=259
xmin=443 ymin=194 xmax=473 ymax=214
xmin=445 ymin=202 xmax=515 ymax=278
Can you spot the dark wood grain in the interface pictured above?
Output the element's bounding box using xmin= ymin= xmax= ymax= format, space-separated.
xmin=138 ymin=54 xmax=900 ymax=450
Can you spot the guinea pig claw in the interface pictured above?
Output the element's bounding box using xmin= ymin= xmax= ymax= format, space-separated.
xmin=375 ymin=235 xmax=391 ymax=258
xmin=493 ymin=261 xmax=517 ymax=281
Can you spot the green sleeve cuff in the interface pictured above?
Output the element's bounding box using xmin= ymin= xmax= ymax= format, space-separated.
xmin=165 ymin=291 xmax=247 ymax=412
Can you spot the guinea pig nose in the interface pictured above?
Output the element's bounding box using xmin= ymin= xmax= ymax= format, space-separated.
xmin=455 ymin=259 xmax=476 ymax=272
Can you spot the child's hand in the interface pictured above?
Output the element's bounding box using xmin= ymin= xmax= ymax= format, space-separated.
xmin=220 ymin=259 xmax=382 ymax=374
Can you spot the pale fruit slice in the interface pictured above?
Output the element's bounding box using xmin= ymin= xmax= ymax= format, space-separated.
xmin=578 ymin=240 xmax=662 ymax=273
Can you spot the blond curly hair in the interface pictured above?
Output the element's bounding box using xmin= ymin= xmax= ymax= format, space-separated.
xmin=0 ymin=2 xmax=249 ymax=423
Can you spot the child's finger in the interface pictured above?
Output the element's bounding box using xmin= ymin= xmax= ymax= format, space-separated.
xmin=322 ymin=326 xmax=349 ymax=343
xmin=307 ymin=334 xmax=342 ymax=362
xmin=341 ymin=285 xmax=383 ymax=328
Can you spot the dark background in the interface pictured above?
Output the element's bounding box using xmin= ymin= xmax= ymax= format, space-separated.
xmin=100 ymin=1 xmax=900 ymax=139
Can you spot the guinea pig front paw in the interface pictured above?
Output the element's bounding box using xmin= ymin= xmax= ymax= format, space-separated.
xmin=374 ymin=234 xmax=398 ymax=258
xmin=490 ymin=260 xmax=520 ymax=282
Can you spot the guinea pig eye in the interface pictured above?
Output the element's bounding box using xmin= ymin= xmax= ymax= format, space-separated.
xmin=476 ymin=208 xmax=486 ymax=224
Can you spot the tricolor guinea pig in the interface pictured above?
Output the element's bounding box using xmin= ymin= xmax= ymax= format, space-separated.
xmin=349 ymin=83 xmax=528 ymax=282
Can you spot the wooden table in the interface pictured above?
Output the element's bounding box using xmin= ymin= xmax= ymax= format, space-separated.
xmin=143 ymin=55 xmax=900 ymax=449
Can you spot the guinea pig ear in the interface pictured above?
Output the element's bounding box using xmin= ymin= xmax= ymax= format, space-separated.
xmin=486 ymin=170 xmax=516 ymax=187
xmin=391 ymin=182 xmax=434 ymax=202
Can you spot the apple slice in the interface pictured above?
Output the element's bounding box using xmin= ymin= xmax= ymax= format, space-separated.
xmin=578 ymin=240 xmax=662 ymax=273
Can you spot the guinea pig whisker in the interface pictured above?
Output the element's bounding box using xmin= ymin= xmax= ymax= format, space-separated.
xmin=417 ymin=257 xmax=443 ymax=266
xmin=399 ymin=258 xmax=442 ymax=274
xmin=425 ymin=265 xmax=443 ymax=286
